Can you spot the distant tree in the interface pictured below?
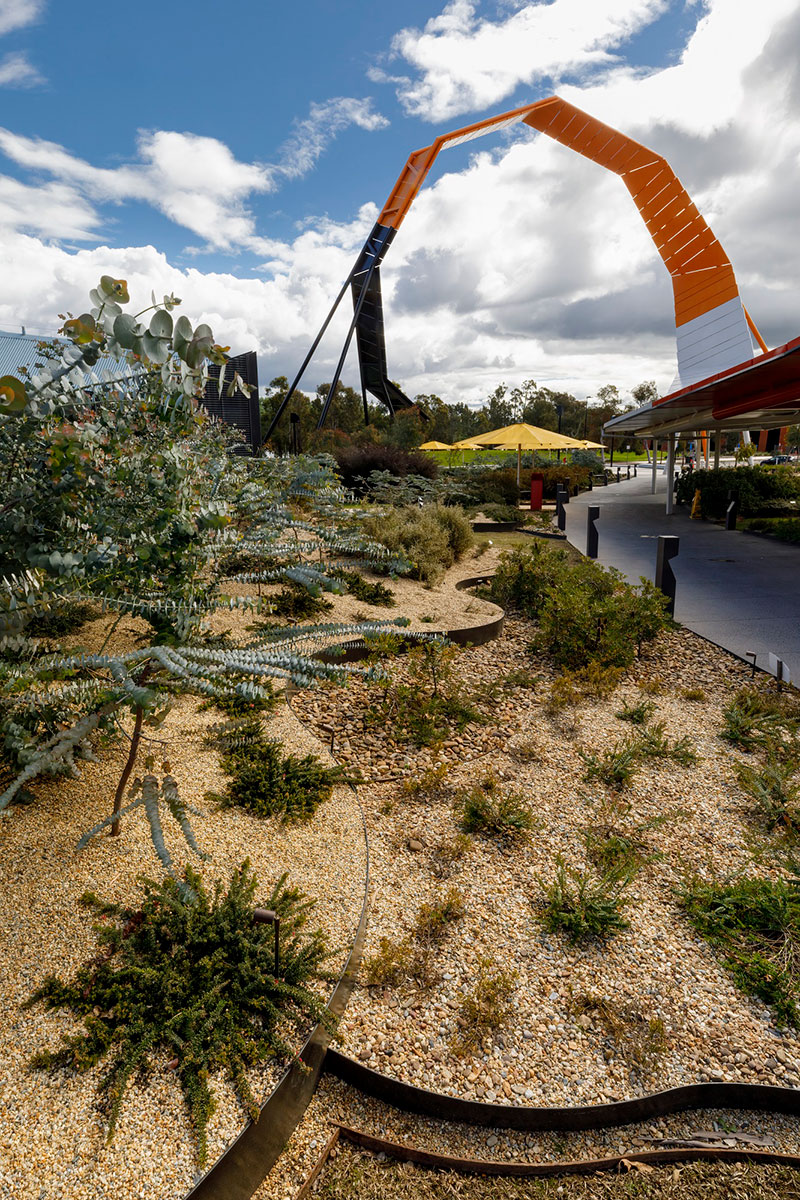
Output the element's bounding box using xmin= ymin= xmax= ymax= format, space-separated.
xmin=260 ymin=376 xmax=320 ymax=454
xmin=631 ymin=380 xmax=659 ymax=408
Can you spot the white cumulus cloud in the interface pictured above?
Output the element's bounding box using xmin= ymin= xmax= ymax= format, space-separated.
xmin=0 ymin=50 xmax=42 ymax=86
xmin=388 ymin=0 xmax=670 ymax=121
xmin=0 ymin=0 xmax=43 ymax=36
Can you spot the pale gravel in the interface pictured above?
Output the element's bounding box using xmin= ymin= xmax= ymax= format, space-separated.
xmin=254 ymin=1076 xmax=800 ymax=1200
xmin=0 ymin=684 xmax=366 ymax=1200
xmin=7 ymin=546 xmax=800 ymax=1200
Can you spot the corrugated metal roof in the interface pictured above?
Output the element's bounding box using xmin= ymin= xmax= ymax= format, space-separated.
xmin=0 ymin=330 xmax=143 ymax=389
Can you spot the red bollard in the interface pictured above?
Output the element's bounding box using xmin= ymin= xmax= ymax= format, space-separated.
xmin=530 ymin=472 xmax=544 ymax=511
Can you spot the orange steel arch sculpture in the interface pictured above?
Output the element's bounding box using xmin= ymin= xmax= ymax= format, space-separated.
xmin=266 ymin=96 xmax=767 ymax=438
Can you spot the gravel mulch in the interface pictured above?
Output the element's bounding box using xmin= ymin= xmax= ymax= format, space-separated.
xmin=254 ymin=1076 xmax=800 ymax=1199
xmin=291 ymin=618 xmax=800 ymax=1108
xmin=0 ymin=691 xmax=366 ymax=1200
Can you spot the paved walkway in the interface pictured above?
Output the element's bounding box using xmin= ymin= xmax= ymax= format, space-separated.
xmin=564 ymin=471 xmax=800 ymax=682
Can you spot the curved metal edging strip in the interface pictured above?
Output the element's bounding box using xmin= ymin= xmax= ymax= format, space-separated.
xmin=335 ymin=1124 xmax=800 ymax=1178
xmin=324 ymin=1051 xmax=800 ymax=1133
xmin=182 ymin=794 xmax=370 ymax=1200
xmin=310 ymin=579 xmax=506 ymax=667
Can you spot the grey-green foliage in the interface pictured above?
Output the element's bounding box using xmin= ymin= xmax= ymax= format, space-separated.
xmin=362 ymin=503 xmax=473 ymax=584
xmin=0 ymin=615 xmax=408 ymax=813
xmin=0 ymin=283 xmax=423 ymax=871
xmin=78 ymin=758 xmax=206 ymax=893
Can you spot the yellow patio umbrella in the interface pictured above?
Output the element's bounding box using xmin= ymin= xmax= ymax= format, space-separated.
xmin=456 ymin=422 xmax=584 ymax=484
xmin=577 ymin=438 xmax=605 ymax=449
xmin=418 ymin=440 xmax=454 ymax=450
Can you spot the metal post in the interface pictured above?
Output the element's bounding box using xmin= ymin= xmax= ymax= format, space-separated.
xmin=556 ymin=491 xmax=566 ymax=531
xmin=713 ymin=433 xmax=721 ymax=470
xmin=725 ymin=493 xmax=738 ymax=530
xmin=586 ymin=505 xmax=599 ymax=559
xmin=655 ymin=535 xmax=679 ymax=617
xmin=317 ymin=250 xmax=383 ymax=430
xmin=666 ymin=433 xmax=675 ymax=515
xmin=263 ymin=272 xmax=353 ymax=443
xmin=651 ymin=440 xmax=658 ymax=494
xmin=253 ymin=908 xmax=281 ymax=976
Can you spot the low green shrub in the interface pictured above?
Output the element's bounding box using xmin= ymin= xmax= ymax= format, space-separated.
xmin=24 ymin=863 xmax=331 ymax=1165
xmin=675 ymin=465 xmax=800 ymax=519
xmin=266 ymin=583 xmax=334 ymax=622
xmin=335 ymin=569 xmax=395 ymax=607
xmin=25 ymin=600 xmax=97 ymax=637
xmin=414 ymin=887 xmax=465 ymax=942
xmin=580 ymin=740 xmax=640 ymax=790
xmin=488 ymin=542 xmax=569 ymax=616
xmin=457 ymin=773 xmax=535 ymax=839
xmin=451 ymin=957 xmax=517 ymax=1054
xmin=370 ymin=639 xmax=483 ymax=747
xmin=537 ymin=856 xmax=632 ymax=943
xmin=721 ymin=689 xmax=798 ymax=751
xmin=735 ymin=750 xmax=800 ymax=832
xmin=548 ymin=664 xmax=623 ymax=711
xmin=739 ymin=517 xmax=800 ymax=543
xmin=616 ymin=698 xmax=656 ymax=725
xmin=490 ymin=544 xmax=670 ymax=670
xmin=214 ymin=718 xmax=342 ymax=822
xmin=202 ymin=684 xmax=278 ymax=717
xmin=679 ymin=874 xmax=800 ymax=1028
xmin=632 ymin=720 xmax=698 ymax=766
xmin=363 ymin=504 xmax=473 ymax=584
xmin=362 ymin=935 xmax=415 ymax=987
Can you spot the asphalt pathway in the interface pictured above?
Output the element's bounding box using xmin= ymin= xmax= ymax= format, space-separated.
xmin=564 ymin=470 xmax=800 ymax=683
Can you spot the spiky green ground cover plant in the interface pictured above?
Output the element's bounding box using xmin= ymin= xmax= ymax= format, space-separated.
xmin=24 ymin=862 xmax=332 ymax=1165
xmin=213 ymin=717 xmax=343 ymax=823
xmin=680 ymin=874 xmax=800 ymax=1028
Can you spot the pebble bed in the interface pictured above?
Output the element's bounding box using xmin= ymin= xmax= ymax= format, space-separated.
xmin=0 ymin=661 xmax=366 ymax=1200
xmin=291 ymin=618 xmax=800 ymax=1107
xmin=6 ymin=558 xmax=800 ymax=1200
xmin=255 ymin=1075 xmax=800 ymax=1200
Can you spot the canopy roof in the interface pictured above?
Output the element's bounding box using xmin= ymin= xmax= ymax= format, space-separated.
xmin=418 ymin=439 xmax=454 ymax=450
xmin=605 ymin=334 xmax=800 ymax=439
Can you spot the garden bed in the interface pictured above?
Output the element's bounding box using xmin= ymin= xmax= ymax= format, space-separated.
xmin=0 ymin=685 xmax=367 ymax=1200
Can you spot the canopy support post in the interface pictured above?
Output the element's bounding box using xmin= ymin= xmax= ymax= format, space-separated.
xmin=666 ymin=434 xmax=675 ymax=515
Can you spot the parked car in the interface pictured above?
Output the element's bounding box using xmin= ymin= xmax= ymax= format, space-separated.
xmin=760 ymin=454 xmax=794 ymax=465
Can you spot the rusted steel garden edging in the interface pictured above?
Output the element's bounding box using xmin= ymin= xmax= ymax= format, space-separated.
xmin=311 ymin=576 xmax=505 ymax=666
xmin=324 ymin=1051 xmax=800 ymax=1132
xmin=334 ymin=1123 xmax=800 ymax=1178
xmin=182 ymin=796 xmax=370 ymax=1200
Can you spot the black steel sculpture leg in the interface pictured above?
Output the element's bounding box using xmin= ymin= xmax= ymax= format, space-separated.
xmin=263 ymin=273 xmax=353 ymax=443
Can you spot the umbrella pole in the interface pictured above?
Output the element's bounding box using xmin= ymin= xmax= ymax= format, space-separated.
xmin=517 ymin=444 xmax=521 ymax=489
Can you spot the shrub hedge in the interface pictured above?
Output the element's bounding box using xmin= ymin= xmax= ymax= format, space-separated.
xmin=675 ymin=466 xmax=800 ymax=519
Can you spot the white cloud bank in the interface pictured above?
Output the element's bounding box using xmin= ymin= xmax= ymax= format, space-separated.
xmin=385 ymin=0 xmax=670 ymax=121
xmin=2 ymin=0 xmax=800 ymax=409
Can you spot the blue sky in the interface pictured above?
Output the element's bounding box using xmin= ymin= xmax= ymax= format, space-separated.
xmin=2 ymin=0 xmax=799 ymax=406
